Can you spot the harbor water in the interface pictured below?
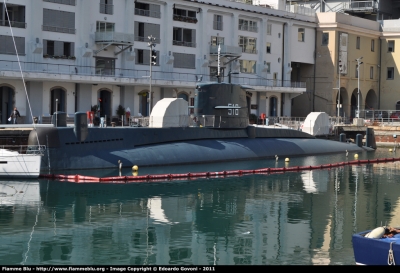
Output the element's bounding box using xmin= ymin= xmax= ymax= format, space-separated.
xmin=1 ymin=149 xmax=400 ymax=265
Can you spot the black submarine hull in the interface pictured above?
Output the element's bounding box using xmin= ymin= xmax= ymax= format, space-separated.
xmin=28 ymin=126 xmax=363 ymax=171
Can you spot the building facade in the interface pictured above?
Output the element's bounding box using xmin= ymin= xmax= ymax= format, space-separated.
xmin=0 ymin=0 xmax=315 ymax=124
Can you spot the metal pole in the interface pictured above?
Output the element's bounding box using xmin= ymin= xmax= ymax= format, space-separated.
xmin=149 ymin=49 xmax=152 ymax=116
xmin=337 ymin=72 xmax=340 ymax=118
xmin=56 ymin=98 xmax=58 ymax=127
xmin=356 ymin=57 xmax=363 ymax=118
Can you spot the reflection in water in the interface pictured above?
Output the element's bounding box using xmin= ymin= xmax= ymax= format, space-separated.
xmin=1 ymin=160 xmax=400 ymax=265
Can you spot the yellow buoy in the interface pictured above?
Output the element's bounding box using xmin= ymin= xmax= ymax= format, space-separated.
xmin=389 ymin=148 xmax=393 ymax=152
xmin=132 ymin=165 xmax=138 ymax=171
xmin=285 ymin=158 xmax=290 ymax=162
xmin=354 ymin=154 xmax=359 ymax=158
xmin=132 ymin=171 xmax=138 ymax=176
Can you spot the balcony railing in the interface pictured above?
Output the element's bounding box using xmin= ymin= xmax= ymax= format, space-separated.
xmin=95 ymin=32 xmax=135 ymax=44
xmin=43 ymin=0 xmax=76 ymax=5
xmin=0 ymin=20 xmax=26 ymax=29
xmin=0 ymin=60 xmax=306 ymax=89
xmin=173 ymin=15 xmax=198 ymax=24
xmin=210 ymin=45 xmax=242 ymax=56
xmin=173 ymin=40 xmax=196 ymax=48
xmin=134 ymin=36 xmax=161 ymax=44
xmin=134 ymin=8 xmax=161 ymax=19
xmin=241 ymin=47 xmax=258 ymax=54
xmin=343 ymin=1 xmax=378 ymax=11
xmin=42 ymin=25 xmax=75 ymax=34
xmin=238 ymin=24 xmax=258 ymax=33
xmin=100 ymin=3 xmax=113 ymax=15
xmin=213 ymin=21 xmax=223 ymax=30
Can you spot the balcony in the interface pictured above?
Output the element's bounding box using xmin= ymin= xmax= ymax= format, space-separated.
xmin=135 ymin=36 xmax=161 ymax=44
xmin=342 ymin=1 xmax=378 ymax=13
xmin=0 ymin=20 xmax=26 ymax=29
xmin=173 ymin=15 xmax=198 ymax=24
xmin=173 ymin=40 xmax=196 ymax=48
xmin=43 ymin=0 xmax=76 ymax=5
xmin=95 ymin=32 xmax=134 ymax=45
xmin=100 ymin=3 xmax=113 ymax=15
xmin=134 ymin=8 xmax=161 ymax=18
xmin=210 ymin=45 xmax=242 ymax=57
xmin=238 ymin=24 xmax=258 ymax=33
xmin=42 ymin=25 xmax=75 ymax=34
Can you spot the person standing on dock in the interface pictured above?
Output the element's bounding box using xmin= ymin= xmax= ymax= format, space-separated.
xmin=10 ymin=107 xmax=21 ymax=124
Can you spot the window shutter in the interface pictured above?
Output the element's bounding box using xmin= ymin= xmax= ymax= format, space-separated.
xmin=70 ymin=42 xmax=75 ymax=56
xmin=43 ymin=39 xmax=47 ymax=54
xmin=15 ymin=37 xmax=25 ymax=55
xmin=134 ymin=21 xmax=139 ymax=37
xmin=144 ymin=23 xmax=160 ymax=42
xmin=54 ymin=41 xmax=63 ymax=56
xmin=173 ymin=53 xmax=195 ymax=69
xmin=149 ymin=4 xmax=160 ymax=18
xmin=0 ymin=36 xmax=5 ymax=54
xmin=5 ymin=36 xmax=13 ymax=54
xmin=192 ymin=29 xmax=196 ymax=46
xmin=143 ymin=49 xmax=150 ymax=65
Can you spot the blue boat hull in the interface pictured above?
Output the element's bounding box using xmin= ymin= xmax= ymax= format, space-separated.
xmin=352 ymin=230 xmax=400 ymax=265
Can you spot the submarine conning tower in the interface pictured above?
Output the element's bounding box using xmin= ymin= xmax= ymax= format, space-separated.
xmin=194 ymin=82 xmax=250 ymax=128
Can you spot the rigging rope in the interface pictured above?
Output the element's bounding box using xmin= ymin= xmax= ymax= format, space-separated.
xmin=4 ymin=0 xmax=41 ymax=148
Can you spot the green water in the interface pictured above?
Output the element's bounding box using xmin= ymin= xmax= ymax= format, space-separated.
xmin=1 ymin=149 xmax=400 ymax=265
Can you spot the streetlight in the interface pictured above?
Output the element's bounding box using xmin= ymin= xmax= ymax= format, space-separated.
xmin=147 ymin=35 xmax=157 ymax=116
xmin=356 ymin=57 xmax=363 ymax=118
xmin=335 ymin=59 xmax=343 ymax=118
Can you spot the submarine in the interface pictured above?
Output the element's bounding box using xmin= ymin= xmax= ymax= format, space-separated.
xmin=28 ymin=82 xmax=365 ymax=172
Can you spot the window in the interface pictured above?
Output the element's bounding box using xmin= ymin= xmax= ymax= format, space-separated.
xmin=135 ymin=49 xmax=159 ymax=65
xmin=134 ymin=2 xmax=161 ymax=18
xmin=370 ymin=66 xmax=374 ymax=79
xmin=0 ymin=3 xmax=26 ymax=28
xmin=267 ymin=24 xmax=272 ymax=35
xmin=173 ymin=27 xmax=196 ymax=47
xmin=96 ymin=21 xmax=114 ymax=32
xmin=47 ymin=41 xmax=54 ymax=56
xmin=43 ymin=9 xmax=75 ymax=34
xmin=95 ymin=57 xmax=115 ymax=76
xmin=100 ymin=0 xmax=113 ymax=15
xmin=238 ymin=19 xmax=257 ymax=32
xmin=134 ymin=22 xmax=160 ymax=43
xmin=173 ymin=52 xmax=195 ymax=69
xmin=371 ymin=39 xmax=375 ymax=52
xmin=239 ymin=60 xmax=256 ymax=74
xmin=387 ymin=67 xmax=394 ymax=80
xmin=266 ymin=42 xmax=271 ymax=54
xmin=239 ymin=36 xmax=257 ymax=54
xmin=0 ymin=35 xmax=24 ymax=54
xmin=43 ymin=40 xmax=74 ymax=57
xmin=388 ymin=40 xmax=395 ymax=52
xmin=211 ymin=36 xmax=224 ymax=46
xmin=173 ymin=8 xmax=197 ymax=23
xmin=298 ymin=28 xmax=305 ymax=42
xmin=322 ymin=33 xmax=329 ymax=46
xmin=213 ymin=15 xmax=223 ymax=30
xmin=265 ymin=62 xmax=271 ymax=73
xmin=356 ymin=36 xmax=360 ymax=49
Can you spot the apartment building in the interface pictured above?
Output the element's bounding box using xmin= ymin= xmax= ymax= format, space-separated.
xmin=292 ymin=12 xmax=381 ymax=118
xmin=288 ymin=0 xmax=400 ymax=21
xmin=0 ymin=0 xmax=315 ymax=124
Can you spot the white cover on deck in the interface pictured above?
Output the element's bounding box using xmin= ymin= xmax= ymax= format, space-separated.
xmin=303 ymin=112 xmax=330 ymax=136
xmin=150 ymin=98 xmax=189 ymax=128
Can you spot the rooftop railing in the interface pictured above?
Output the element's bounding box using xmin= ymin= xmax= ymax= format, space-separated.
xmin=0 ymin=60 xmax=306 ymax=88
